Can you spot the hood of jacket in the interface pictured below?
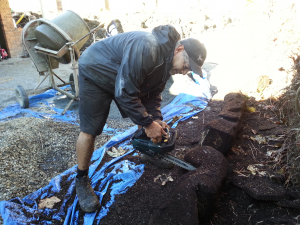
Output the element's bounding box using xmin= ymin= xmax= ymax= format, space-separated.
xmin=152 ymin=25 xmax=181 ymax=76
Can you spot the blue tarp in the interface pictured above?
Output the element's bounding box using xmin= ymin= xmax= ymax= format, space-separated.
xmin=0 ymin=87 xmax=78 ymax=124
xmin=0 ymin=86 xmax=125 ymax=135
xmin=0 ymin=71 xmax=211 ymax=224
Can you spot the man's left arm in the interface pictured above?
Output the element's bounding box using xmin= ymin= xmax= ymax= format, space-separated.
xmin=141 ymin=82 xmax=169 ymax=128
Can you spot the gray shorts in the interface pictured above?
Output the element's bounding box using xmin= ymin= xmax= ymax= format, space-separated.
xmin=78 ymin=74 xmax=114 ymax=136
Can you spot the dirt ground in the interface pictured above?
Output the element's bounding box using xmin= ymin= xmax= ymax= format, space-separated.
xmin=16 ymin=97 xmax=298 ymax=224
xmin=93 ymin=98 xmax=300 ymax=225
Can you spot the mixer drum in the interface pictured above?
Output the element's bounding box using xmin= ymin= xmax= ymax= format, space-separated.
xmin=34 ymin=10 xmax=90 ymax=64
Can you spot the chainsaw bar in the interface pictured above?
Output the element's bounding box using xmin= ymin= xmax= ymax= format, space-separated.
xmin=160 ymin=153 xmax=196 ymax=171
xmin=131 ymin=128 xmax=196 ymax=170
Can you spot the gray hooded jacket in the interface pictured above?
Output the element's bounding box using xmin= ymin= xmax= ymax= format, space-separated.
xmin=79 ymin=25 xmax=180 ymax=126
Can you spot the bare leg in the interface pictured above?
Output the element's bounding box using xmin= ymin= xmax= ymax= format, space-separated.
xmin=75 ymin=131 xmax=100 ymax=212
xmin=76 ymin=131 xmax=96 ymax=170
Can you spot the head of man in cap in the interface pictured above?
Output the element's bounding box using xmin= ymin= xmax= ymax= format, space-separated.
xmin=170 ymin=38 xmax=207 ymax=77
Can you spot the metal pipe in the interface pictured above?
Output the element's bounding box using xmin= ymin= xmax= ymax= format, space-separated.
xmin=71 ymin=23 xmax=104 ymax=47
xmin=69 ymin=45 xmax=79 ymax=98
xmin=62 ymin=99 xmax=74 ymax=115
xmin=39 ymin=0 xmax=46 ymax=19
xmin=47 ymin=57 xmax=75 ymax=99
xmin=33 ymin=73 xmax=49 ymax=92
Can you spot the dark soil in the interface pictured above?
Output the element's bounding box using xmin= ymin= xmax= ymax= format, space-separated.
xmin=36 ymin=98 xmax=300 ymax=224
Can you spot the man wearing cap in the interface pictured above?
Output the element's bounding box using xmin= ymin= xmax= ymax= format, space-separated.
xmin=75 ymin=25 xmax=207 ymax=212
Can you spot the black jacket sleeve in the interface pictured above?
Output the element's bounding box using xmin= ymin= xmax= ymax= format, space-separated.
xmin=114 ymin=35 xmax=163 ymax=126
xmin=140 ymin=82 xmax=165 ymax=121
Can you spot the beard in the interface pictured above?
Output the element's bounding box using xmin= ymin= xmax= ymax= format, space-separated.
xmin=169 ymin=68 xmax=178 ymax=75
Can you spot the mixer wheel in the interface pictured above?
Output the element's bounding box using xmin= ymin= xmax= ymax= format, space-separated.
xmin=15 ymin=85 xmax=29 ymax=108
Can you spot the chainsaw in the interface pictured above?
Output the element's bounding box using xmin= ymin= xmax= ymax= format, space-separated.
xmin=131 ymin=127 xmax=196 ymax=170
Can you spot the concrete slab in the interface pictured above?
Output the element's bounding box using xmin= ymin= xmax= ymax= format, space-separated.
xmin=0 ymin=57 xmax=72 ymax=111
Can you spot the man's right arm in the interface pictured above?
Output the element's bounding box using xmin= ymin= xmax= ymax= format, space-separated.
xmin=114 ymin=36 xmax=161 ymax=127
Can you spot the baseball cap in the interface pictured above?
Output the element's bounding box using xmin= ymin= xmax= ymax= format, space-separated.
xmin=181 ymin=38 xmax=207 ymax=77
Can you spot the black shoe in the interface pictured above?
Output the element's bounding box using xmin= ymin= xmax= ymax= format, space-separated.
xmin=140 ymin=154 xmax=174 ymax=169
xmin=75 ymin=175 xmax=100 ymax=213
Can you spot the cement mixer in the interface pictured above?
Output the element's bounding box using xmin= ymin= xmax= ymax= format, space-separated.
xmin=17 ymin=10 xmax=103 ymax=114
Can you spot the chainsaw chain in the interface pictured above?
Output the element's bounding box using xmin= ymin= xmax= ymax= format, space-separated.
xmin=160 ymin=153 xmax=196 ymax=170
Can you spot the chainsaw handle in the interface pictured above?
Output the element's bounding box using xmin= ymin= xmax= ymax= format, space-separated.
xmin=161 ymin=128 xmax=169 ymax=143
xmin=151 ymin=138 xmax=159 ymax=144
xmin=152 ymin=128 xmax=169 ymax=143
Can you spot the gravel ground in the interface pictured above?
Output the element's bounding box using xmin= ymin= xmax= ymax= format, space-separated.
xmin=0 ymin=117 xmax=115 ymax=202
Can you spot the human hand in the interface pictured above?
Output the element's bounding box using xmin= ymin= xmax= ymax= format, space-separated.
xmin=145 ymin=121 xmax=167 ymax=143
xmin=154 ymin=119 xmax=170 ymax=129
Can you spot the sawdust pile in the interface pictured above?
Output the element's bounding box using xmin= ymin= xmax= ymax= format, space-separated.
xmin=0 ymin=117 xmax=111 ymax=202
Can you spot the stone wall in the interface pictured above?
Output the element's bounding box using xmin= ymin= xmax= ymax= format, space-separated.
xmin=0 ymin=0 xmax=23 ymax=58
